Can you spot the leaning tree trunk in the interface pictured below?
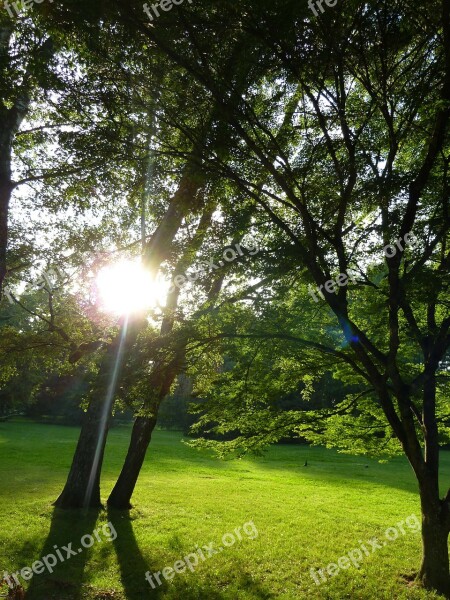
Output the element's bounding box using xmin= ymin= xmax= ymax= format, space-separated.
xmin=107 ymin=357 xmax=182 ymax=509
xmin=107 ymin=224 xmax=237 ymax=510
xmin=53 ymin=392 xmax=109 ymax=509
xmin=56 ymin=165 xmax=201 ymax=509
xmin=107 ymin=415 xmax=158 ymax=509
xmin=54 ymin=320 xmax=136 ymax=509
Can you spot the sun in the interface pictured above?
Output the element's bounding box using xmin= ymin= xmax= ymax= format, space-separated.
xmin=96 ymin=260 xmax=167 ymax=315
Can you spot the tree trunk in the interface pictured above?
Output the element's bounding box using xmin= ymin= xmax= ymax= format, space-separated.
xmin=107 ymin=415 xmax=157 ymax=509
xmin=418 ymin=479 xmax=450 ymax=597
xmin=106 ymin=211 xmax=233 ymax=511
xmin=54 ymin=161 xmax=199 ymax=508
xmin=53 ymin=393 xmax=108 ymax=509
xmin=0 ymin=177 xmax=11 ymax=295
xmin=107 ymin=356 xmax=183 ymax=509
xmin=419 ymin=520 xmax=449 ymax=597
xmin=54 ymin=319 xmax=135 ymax=509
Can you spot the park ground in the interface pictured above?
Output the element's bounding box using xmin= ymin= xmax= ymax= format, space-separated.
xmin=0 ymin=420 xmax=449 ymax=600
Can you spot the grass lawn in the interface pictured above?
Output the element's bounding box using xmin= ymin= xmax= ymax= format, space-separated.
xmin=0 ymin=420 xmax=448 ymax=600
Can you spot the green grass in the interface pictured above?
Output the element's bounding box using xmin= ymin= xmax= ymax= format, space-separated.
xmin=0 ymin=420 xmax=448 ymax=599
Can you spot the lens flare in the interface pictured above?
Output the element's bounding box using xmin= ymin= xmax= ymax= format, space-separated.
xmin=95 ymin=260 xmax=166 ymax=315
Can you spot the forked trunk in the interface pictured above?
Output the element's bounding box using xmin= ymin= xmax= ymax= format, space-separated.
xmin=107 ymin=415 xmax=157 ymax=510
xmin=54 ymin=320 xmax=136 ymax=509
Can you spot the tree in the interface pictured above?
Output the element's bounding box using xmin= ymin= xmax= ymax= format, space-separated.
xmin=113 ymin=0 xmax=450 ymax=593
xmin=3 ymin=0 xmax=449 ymax=593
xmin=0 ymin=14 xmax=56 ymax=295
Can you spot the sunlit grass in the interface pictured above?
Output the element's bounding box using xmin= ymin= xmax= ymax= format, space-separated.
xmin=0 ymin=420 xmax=448 ymax=599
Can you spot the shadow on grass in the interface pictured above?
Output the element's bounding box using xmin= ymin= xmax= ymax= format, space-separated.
xmin=107 ymin=508 xmax=164 ymax=600
xmin=107 ymin=509 xmax=273 ymax=600
xmin=24 ymin=508 xmax=100 ymax=600
xmin=17 ymin=502 xmax=273 ymax=600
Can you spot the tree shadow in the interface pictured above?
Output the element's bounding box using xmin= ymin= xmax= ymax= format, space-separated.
xmin=24 ymin=508 xmax=100 ymax=600
xmin=107 ymin=508 xmax=164 ymax=600
xmin=107 ymin=509 xmax=274 ymax=600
